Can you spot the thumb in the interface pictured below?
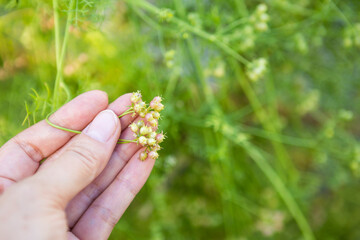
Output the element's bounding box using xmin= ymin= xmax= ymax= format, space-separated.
xmin=31 ymin=109 xmax=121 ymax=206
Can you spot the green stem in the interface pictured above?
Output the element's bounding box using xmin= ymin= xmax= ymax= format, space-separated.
xmin=118 ymin=108 xmax=135 ymax=118
xmin=234 ymin=0 xmax=248 ymax=17
xmin=46 ymin=113 xmax=138 ymax=145
xmin=46 ymin=113 xmax=81 ymax=134
xmin=52 ymin=0 xmax=76 ymax=111
xmin=230 ymin=59 xmax=298 ymax=182
xmin=53 ymin=0 xmax=61 ymax=68
xmin=118 ymin=140 xmax=137 ymax=144
xmin=243 ymin=142 xmax=315 ymax=240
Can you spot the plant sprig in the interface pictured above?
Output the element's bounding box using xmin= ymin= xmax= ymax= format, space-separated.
xmin=46 ymin=91 xmax=165 ymax=161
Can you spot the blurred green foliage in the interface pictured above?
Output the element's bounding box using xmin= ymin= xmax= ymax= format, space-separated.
xmin=1 ymin=0 xmax=360 ymax=239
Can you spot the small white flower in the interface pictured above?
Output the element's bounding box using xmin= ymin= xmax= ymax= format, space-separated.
xmin=147 ymin=138 xmax=156 ymax=146
xmin=138 ymin=136 xmax=148 ymax=146
xmin=246 ymin=58 xmax=267 ymax=82
xmin=129 ymin=123 xmax=138 ymax=133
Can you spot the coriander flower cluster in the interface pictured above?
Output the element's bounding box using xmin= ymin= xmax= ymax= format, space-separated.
xmin=246 ymin=58 xmax=267 ymax=82
xmin=123 ymin=91 xmax=165 ymax=161
xmin=250 ymin=4 xmax=270 ymax=32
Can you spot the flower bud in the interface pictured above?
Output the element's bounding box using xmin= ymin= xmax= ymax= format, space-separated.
xmin=138 ymin=136 xmax=147 ymax=146
xmin=145 ymin=113 xmax=154 ymax=122
xmin=134 ymin=103 xmax=142 ymax=113
xmin=152 ymin=111 xmax=160 ymax=119
xmin=140 ymin=151 xmax=148 ymax=161
xmin=139 ymin=110 xmax=147 ymax=118
xmin=129 ymin=122 xmax=138 ymax=133
xmin=140 ymin=126 xmax=150 ymax=135
xmin=150 ymin=100 xmax=157 ymax=109
xmin=153 ymin=96 xmax=162 ymax=103
xmin=257 ymin=3 xmax=267 ymax=13
xmin=139 ymin=101 xmax=146 ymax=108
xmin=156 ymin=133 xmax=165 ymax=143
xmin=149 ymin=151 xmax=159 ymax=160
xmin=149 ymin=119 xmax=158 ymax=128
xmin=137 ymin=120 xmax=144 ymax=128
xmin=147 ymin=138 xmax=156 ymax=146
xmin=153 ymin=144 xmax=161 ymax=151
xmin=154 ymin=103 xmax=164 ymax=112
xmin=149 ymin=131 xmax=157 ymax=139
xmin=131 ymin=91 xmax=142 ymax=103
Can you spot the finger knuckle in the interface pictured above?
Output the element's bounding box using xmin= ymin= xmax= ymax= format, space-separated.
xmin=92 ymin=203 xmax=119 ymax=229
xmin=67 ymin=144 xmax=101 ymax=176
xmin=115 ymin=175 xmax=139 ymax=198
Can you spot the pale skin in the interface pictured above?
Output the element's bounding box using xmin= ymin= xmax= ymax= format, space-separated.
xmin=0 ymin=90 xmax=155 ymax=240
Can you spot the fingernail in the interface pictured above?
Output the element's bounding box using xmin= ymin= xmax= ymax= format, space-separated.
xmin=84 ymin=110 xmax=118 ymax=142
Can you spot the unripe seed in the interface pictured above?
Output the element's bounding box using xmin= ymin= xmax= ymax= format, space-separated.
xmin=145 ymin=113 xmax=154 ymax=122
xmin=139 ymin=110 xmax=146 ymax=118
xmin=149 ymin=151 xmax=159 ymax=160
xmin=137 ymin=120 xmax=144 ymax=128
xmin=149 ymin=132 xmax=157 ymax=139
xmin=153 ymin=96 xmax=162 ymax=103
xmin=147 ymin=138 xmax=156 ymax=146
xmin=156 ymin=133 xmax=164 ymax=143
xmin=152 ymin=111 xmax=160 ymax=119
xmin=140 ymin=126 xmax=150 ymax=135
xmin=138 ymin=136 xmax=147 ymax=146
xmin=131 ymin=91 xmax=142 ymax=103
xmin=153 ymin=144 xmax=161 ymax=151
xmin=154 ymin=103 xmax=164 ymax=112
xmin=129 ymin=123 xmax=138 ymax=133
xmin=140 ymin=151 xmax=148 ymax=161
xmin=150 ymin=100 xmax=156 ymax=109
xmin=134 ymin=103 xmax=142 ymax=113
xmin=150 ymin=119 xmax=158 ymax=127
xmin=139 ymin=101 xmax=146 ymax=108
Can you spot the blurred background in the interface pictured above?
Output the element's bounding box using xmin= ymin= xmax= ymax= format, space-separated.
xmin=0 ymin=0 xmax=360 ymax=239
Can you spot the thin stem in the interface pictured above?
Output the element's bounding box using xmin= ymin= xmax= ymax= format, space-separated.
xmin=118 ymin=108 xmax=135 ymax=118
xmin=117 ymin=139 xmax=137 ymax=144
xmin=53 ymin=0 xmax=61 ymax=68
xmin=243 ymin=142 xmax=315 ymax=240
xmin=46 ymin=114 xmax=138 ymax=144
xmin=46 ymin=113 xmax=81 ymax=134
xmin=52 ymin=0 xmax=76 ymax=111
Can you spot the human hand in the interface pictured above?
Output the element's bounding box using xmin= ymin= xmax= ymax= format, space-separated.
xmin=0 ymin=91 xmax=156 ymax=240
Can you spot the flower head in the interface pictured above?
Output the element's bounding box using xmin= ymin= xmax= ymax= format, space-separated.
xmin=153 ymin=144 xmax=161 ymax=151
xmin=246 ymin=58 xmax=267 ymax=82
xmin=145 ymin=113 xmax=154 ymax=122
xmin=250 ymin=3 xmax=270 ymax=32
xmin=156 ymin=133 xmax=165 ymax=143
xmin=137 ymin=120 xmax=144 ymax=128
xmin=120 ymin=91 xmax=165 ymax=161
xmin=153 ymin=103 xmax=164 ymax=112
xmin=147 ymin=138 xmax=156 ymax=146
xmin=152 ymin=111 xmax=160 ymax=119
xmin=149 ymin=119 xmax=158 ymax=128
xmin=131 ymin=91 xmax=142 ymax=104
xmin=140 ymin=126 xmax=150 ymax=136
xmin=138 ymin=136 xmax=148 ymax=146
xmin=140 ymin=151 xmax=148 ymax=161
xmin=149 ymin=151 xmax=159 ymax=160
xmin=149 ymin=131 xmax=157 ymax=139
xmin=153 ymin=96 xmax=162 ymax=103
xmin=129 ymin=122 xmax=138 ymax=133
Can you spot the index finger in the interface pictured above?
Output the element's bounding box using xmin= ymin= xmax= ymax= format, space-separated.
xmin=0 ymin=90 xmax=108 ymax=193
